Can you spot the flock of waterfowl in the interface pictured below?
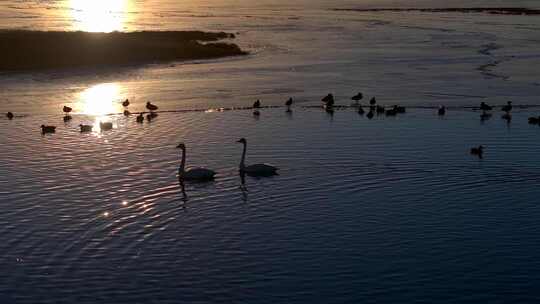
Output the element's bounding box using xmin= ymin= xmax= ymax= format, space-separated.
xmin=3 ymin=92 xmax=539 ymax=172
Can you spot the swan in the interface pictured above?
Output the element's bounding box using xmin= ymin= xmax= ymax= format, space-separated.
xmin=122 ymin=99 xmax=130 ymax=107
xmin=79 ymin=124 xmax=93 ymax=132
xmin=146 ymin=102 xmax=158 ymax=112
xmin=63 ymin=106 xmax=72 ymax=114
xmin=438 ymin=106 xmax=446 ymax=116
xmin=237 ymin=138 xmax=278 ymax=176
xmin=176 ymin=143 xmax=216 ymax=181
xmin=41 ymin=125 xmax=56 ymax=134
xmin=6 ymin=112 xmax=14 ymax=120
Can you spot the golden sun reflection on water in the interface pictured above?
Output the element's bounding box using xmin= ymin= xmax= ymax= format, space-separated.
xmin=69 ymin=0 xmax=130 ymax=32
xmin=76 ymin=83 xmax=124 ymax=117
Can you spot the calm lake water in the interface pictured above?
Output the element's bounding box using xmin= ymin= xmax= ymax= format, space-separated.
xmin=2 ymin=1 xmax=540 ymax=303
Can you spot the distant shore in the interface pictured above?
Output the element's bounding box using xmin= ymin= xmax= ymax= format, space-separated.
xmin=333 ymin=7 xmax=540 ymax=15
xmin=0 ymin=30 xmax=247 ymax=71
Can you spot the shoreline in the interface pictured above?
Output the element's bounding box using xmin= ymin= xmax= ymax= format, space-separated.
xmin=0 ymin=30 xmax=247 ymax=71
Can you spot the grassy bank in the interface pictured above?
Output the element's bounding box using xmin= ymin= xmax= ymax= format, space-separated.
xmin=0 ymin=30 xmax=247 ymax=71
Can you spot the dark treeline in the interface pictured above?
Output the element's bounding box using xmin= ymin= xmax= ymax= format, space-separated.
xmin=0 ymin=30 xmax=247 ymax=71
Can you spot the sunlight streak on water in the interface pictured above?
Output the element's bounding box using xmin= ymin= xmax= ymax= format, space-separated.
xmin=69 ymin=0 xmax=130 ymax=32
xmin=77 ymin=83 xmax=123 ymax=116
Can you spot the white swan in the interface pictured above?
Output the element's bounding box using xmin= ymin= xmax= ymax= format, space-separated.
xmin=177 ymin=143 xmax=216 ymax=181
xmin=237 ymin=138 xmax=278 ymax=176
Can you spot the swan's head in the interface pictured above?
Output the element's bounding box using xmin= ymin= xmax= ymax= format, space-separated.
xmin=176 ymin=143 xmax=186 ymax=149
xmin=237 ymin=138 xmax=247 ymax=144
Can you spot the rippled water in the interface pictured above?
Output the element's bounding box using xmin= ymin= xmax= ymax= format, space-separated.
xmin=2 ymin=107 xmax=540 ymax=302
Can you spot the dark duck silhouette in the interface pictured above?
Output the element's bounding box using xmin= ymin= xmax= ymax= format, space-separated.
xmin=79 ymin=124 xmax=93 ymax=132
xmin=501 ymin=101 xmax=512 ymax=113
xmin=6 ymin=112 xmax=14 ymax=120
xmin=470 ymin=145 xmax=484 ymax=158
xmin=480 ymin=102 xmax=492 ymax=111
xmin=99 ymin=122 xmax=113 ymax=131
xmin=63 ymin=106 xmax=72 ymax=114
xmin=528 ymin=116 xmax=540 ymax=124
xmin=122 ymin=99 xmax=130 ymax=107
xmin=136 ymin=113 xmax=144 ymax=123
xmin=322 ymin=94 xmax=334 ymax=108
xmin=285 ymin=97 xmax=293 ymax=112
xmin=123 ymin=110 xmax=131 ymax=116
xmin=394 ymin=105 xmax=406 ymax=113
xmin=438 ymin=106 xmax=446 ymax=116
xmin=351 ymin=92 xmax=363 ymax=103
xmin=369 ymin=97 xmax=377 ymax=106
xmin=146 ymin=102 xmax=158 ymax=112
xmin=253 ymin=99 xmax=261 ymax=108
xmin=41 ymin=125 xmax=56 ymax=134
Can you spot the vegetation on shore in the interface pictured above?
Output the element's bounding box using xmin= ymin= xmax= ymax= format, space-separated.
xmin=0 ymin=30 xmax=247 ymax=71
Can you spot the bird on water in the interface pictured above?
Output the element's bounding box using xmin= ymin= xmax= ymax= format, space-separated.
xmin=41 ymin=125 xmax=56 ymax=134
xmin=253 ymin=100 xmax=261 ymax=109
xmin=237 ymin=138 xmax=278 ymax=176
xmin=122 ymin=99 xmax=130 ymax=107
xmin=438 ymin=106 xmax=446 ymax=116
xmin=146 ymin=102 xmax=158 ymax=112
xmin=6 ymin=112 xmax=14 ymax=120
xmin=176 ymin=143 xmax=216 ymax=181
xmin=63 ymin=106 xmax=72 ymax=114
xmin=351 ymin=92 xmax=363 ymax=104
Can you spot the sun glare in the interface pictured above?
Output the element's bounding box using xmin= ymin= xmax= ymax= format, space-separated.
xmin=69 ymin=0 xmax=129 ymax=32
xmin=77 ymin=83 xmax=123 ymax=116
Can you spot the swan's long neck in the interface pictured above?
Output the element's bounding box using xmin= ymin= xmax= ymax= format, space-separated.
xmin=180 ymin=148 xmax=186 ymax=173
xmin=240 ymin=142 xmax=247 ymax=169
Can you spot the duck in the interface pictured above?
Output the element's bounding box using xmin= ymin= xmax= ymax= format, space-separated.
xmin=369 ymin=97 xmax=377 ymax=106
xmin=358 ymin=105 xmax=365 ymax=115
xmin=99 ymin=122 xmax=113 ymax=131
xmin=63 ymin=106 xmax=72 ymax=114
xmin=253 ymin=99 xmax=261 ymax=108
xmin=285 ymin=97 xmax=293 ymax=112
xmin=6 ymin=112 xmax=14 ymax=120
xmin=176 ymin=143 xmax=216 ymax=181
xmin=528 ymin=116 xmax=540 ymax=124
xmin=79 ymin=124 xmax=93 ymax=132
xmin=146 ymin=102 xmax=158 ymax=112
xmin=501 ymin=101 xmax=512 ymax=113
xmin=63 ymin=115 xmax=72 ymax=122
xmin=438 ymin=106 xmax=446 ymax=116
xmin=385 ymin=108 xmax=397 ymax=116
xmin=136 ymin=113 xmax=144 ymax=123
xmin=366 ymin=110 xmax=374 ymax=119
xmin=122 ymin=99 xmax=130 ymax=107
xmin=470 ymin=145 xmax=484 ymax=157
xmin=41 ymin=125 xmax=56 ymax=134
xmin=237 ymin=138 xmax=278 ymax=176
xmin=351 ymin=92 xmax=363 ymax=103
xmin=123 ymin=110 xmax=131 ymax=116
xmin=322 ymin=94 xmax=334 ymax=107
xmin=480 ymin=102 xmax=492 ymax=111
xmin=394 ymin=105 xmax=406 ymax=113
